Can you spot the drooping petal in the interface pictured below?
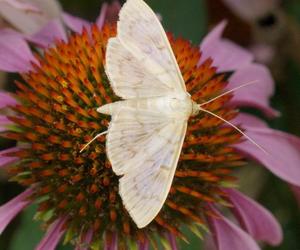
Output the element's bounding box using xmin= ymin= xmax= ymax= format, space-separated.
xmin=0 ymin=188 xmax=33 ymax=234
xmin=27 ymin=19 xmax=67 ymax=48
xmin=0 ymin=115 xmax=13 ymax=132
xmin=0 ymin=91 xmax=18 ymax=109
xmin=166 ymin=233 xmax=178 ymax=250
xmin=138 ymin=240 xmax=150 ymax=250
xmin=208 ymin=207 xmax=260 ymax=250
xmin=75 ymin=229 xmax=93 ymax=250
xmin=62 ymin=12 xmax=91 ymax=34
xmin=0 ymin=0 xmax=62 ymax=35
xmin=96 ymin=0 xmax=121 ymax=29
xmin=104 ymin=232 xmax=117 ymax=250
xmin=225 ymin=189 xmax=283 ymax=245
xmin=235 ymin=127 xmax=300 ymax=186
xmin=221 ymin=0 xmax=280 ymax=21
xmin=0 ymin=147 xmax=19 ymax=168
xmin=203 ymin=234 xmax=217 ymax=250
xmin=227 ymin=63 xmax=279 ymax=117
xmin=199 ymin=21 xmax=254 ymax=72
xmin=35 ymin=216 xmax=67 ymax=250
xmin=0 ymin=29 xmax=37 ymax=72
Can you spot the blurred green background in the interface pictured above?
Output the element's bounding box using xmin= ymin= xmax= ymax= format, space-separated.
xmin=0 ymin=0 xmax=300 ymax=249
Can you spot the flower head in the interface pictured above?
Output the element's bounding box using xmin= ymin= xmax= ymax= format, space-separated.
xmin=0 ymin=1 xmax=299 ymax=250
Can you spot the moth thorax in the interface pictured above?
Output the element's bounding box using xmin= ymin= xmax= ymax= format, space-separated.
xmin=191 ymin=101 xmax=201 ymax=116
xmin=168 ymin=97 xmax=194 ymax=116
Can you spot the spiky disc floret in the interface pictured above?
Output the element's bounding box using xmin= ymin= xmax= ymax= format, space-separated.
xmin=2 ymin=24 xmax=244 ymax=248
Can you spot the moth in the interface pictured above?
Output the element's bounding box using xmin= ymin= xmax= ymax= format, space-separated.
xmin=81 ymin=0 xmax=263 ymax=228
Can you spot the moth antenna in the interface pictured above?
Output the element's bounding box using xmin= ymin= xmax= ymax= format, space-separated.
xmin=80 ymin=130 xmax=108 ymax=153
xmin=199 ymin=80 xmax=258 ymax=107
xmin=197 ymin=106 xmax=268 ymax=154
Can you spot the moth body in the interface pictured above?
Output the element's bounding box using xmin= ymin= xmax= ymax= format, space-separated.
xmin=97 ymin=95 xmax=199 ymax=118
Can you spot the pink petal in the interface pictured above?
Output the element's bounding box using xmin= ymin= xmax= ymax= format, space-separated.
xmin=166 ymin=233 xmax=178 ymax=250
xmin=0 ymin=188 xmax=33 ymax=234
xmin=96 ymin=0 xmax=121 ymax=29
xmin=138 ymin=240 xmax=150 ymax=250
xmin=249 ymin=44 xmax=274 ymax=64
xmin=232 ymin=113 xmax=268 ymax=129
xmin=62 ymin=12 xmax=91 ymax=34
xmin=0 ymin=115 xmax=13 ymax=132
xmin=208 ymin=207 xmax=260 ymax=250
xmin=1 ymin=0 xmax=39 ymax=12
xmin=228 ymin=63 xmax=279 ymax=117
xmin=0 ymin=29 xmax=37 ymax=72
xmin=235 ymin=127 xmax=300 ymax=186
xmin=0 ymin=0 xmax=62 ymax=35
xmin=199 ymin=21 xmax=254 ymax=72
xmin=35 ymin=216 xmax=67 ymax=250
xmin=0 ymin=91 xmax=18 ymax=108
xmin=203 ymin=234 xmax=218 ymax=250
xmin=27 ymin=19 xmax=67 ymax=48
xmin=104 ymin=232 xmax=117 ymax=250
xmin=221 ymin=0 xmax=280 ymax=21
xmin=75 ymin=229 xmax=93 ymax=250
xmin=0 ymin=147 xmax=20 ymax=168
xmin=225 ymin=189 xmax=283 ymax=245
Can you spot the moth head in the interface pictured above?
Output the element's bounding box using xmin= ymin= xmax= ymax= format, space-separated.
xmin=191 ymin=101 xmax=201 ymax=116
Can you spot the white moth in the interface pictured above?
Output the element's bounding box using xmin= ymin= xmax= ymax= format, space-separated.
xmin=96 ymin=0 xmax=198 ymax=228
xmin=84 ymin=0 xmax=264 ymax=228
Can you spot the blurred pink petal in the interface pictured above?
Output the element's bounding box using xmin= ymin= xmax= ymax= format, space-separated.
xmin=221 ymin=0 xmax=280 ymax=21
xmin=208 ymin=207 xmax=260 ymax=250
xmin=35 ymin=216 xmax=67 ymax=250
xmin=0 ymin=0 xmax=61 ymax=34
xmin=96 ymin=0 xmax=121 ymax=29
xmin=200 ymin=22 xmax=278 ymax=116
xmin=233 ymin=113 xmax=268 ymax=128
xmin=225 ymin=189 xmax=283 ymax=245
xmin=0 ymin=115 xmax=13 ymax=131
xmin=0 ymin=29 xmax=37 ymax=72
xmin=62 ymin=12 xmax=91 ymax=34
xmin=199 ymin=21 xmax=254 ymax=72
xmin=75 ymin=229 xmax=93 ymax=250
xmin=63 ymin=1 xmax=120 ymax=33
xmin=203 ymin=234 xmax=217 ymax=250
xmin=0 ymin=147 xmax=19 ymax=167
xmin=138 ymin=240 xmax=150 ymax=250
xmin=0 ymin=91 xmax=18 ymax=108
xmin=228 ymin=63 xmax=279 ymax=117
xmin=0 ymin=188 xmax=33 ymax=234
xmin=235 ymin=127 xmax=300 ymax=186
xmin=104 ymin=232 xmax=117 ymax=250
xmin=27 ymin=19 xmax=67 ymax=48
xmin=166 ymin=233 xmax=178 ymax=250
xmin=250 ymin=44 xmax=274 ymax=65
xmin=1 ymin=0 xmax=39 ymax=12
